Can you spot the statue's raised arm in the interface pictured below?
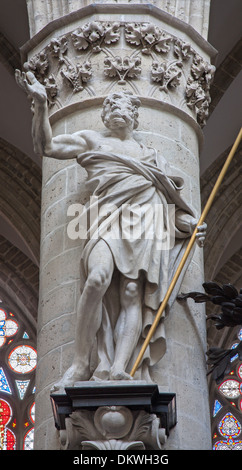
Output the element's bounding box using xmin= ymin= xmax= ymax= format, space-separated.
xmin=15 ymin=70 xmax=88 ymax=159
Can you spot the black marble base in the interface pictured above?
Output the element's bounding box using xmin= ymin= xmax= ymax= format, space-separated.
xmin=50 ymin=381 xmax=176 ymax=436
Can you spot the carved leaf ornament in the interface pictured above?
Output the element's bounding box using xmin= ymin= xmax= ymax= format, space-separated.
xmin=125 ymin=23 xmax=172 ymax=55
xmin=151 ymin=60 xmax=183 ymax=92
xmin=104 ymin=55 xmax=142 ymax=83
xmin=71 ymin=21 xmax=121 ymax=52
xmin=61 ymin=406 xmax=166 ymax=450
xmin=23 ymin=21 xmax=215 ymax=125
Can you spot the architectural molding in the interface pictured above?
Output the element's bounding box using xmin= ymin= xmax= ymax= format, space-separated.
xmin=25 ymin=1 xmax=213 ymax=43
xmin=0 ymin=235 xmax=38 ymax=334
xmin=209 ymin=38 xmax=242 ymax=114
xmin=201 ymin=146 xmax=242 ymax=280
xmin=206 ymin=248 xmax=242 ymax=348
xmin=0 ymin=137 xmax=41 ymax=265
xmin=0 ymin=32 xmax=21 ymax=75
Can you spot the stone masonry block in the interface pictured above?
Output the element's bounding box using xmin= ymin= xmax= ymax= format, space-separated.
xmin=37 ymin=312 xmax=76 ymax=358
xmin=41 ymin=170 xmax=67 ymax=214
xmin=40 ymin=246 xmax=82 ymax=294
xmin=35 ymin=347 xmax=62 ymax=391
xmin=38 ymin=281 xmax=77 ymax=329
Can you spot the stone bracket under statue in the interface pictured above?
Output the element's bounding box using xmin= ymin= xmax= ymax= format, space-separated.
xmin=50 ymin=382 xmax=176 ymax=450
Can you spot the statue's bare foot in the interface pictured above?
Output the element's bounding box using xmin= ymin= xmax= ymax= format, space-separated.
xmin=51 ymin=364 xmax=89 ymax=392
xmin=109 ymin=366 xmax=133 ymax=381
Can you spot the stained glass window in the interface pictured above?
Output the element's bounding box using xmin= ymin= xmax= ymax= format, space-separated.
xmin=219 ymin=413 xmax=241 ymax=437
xmin=0 ymin=368 xmax=12 ymax=395
xmin=16 ymin=380 xmax=30 ymax=400
xmin=0 ymin=302 xmax=36 ymax=450
xmin=213 ymin=399 xmax=222 ymax=417
xmin=30 ymin=402 xmax=35 ymax=424
xmin=213 ymin=413 xmax=242 ymax=450
xmin=219 ymin=379 xmax=241 ymax=399
xmin=0 ymin=309 xmax=18 ymax=348
xmin=0 ymin=398 xmax=16 ymax=450
xmin=23 ymin=427 xmax=34 ymax=450
xmin=212 ymin=327 xmax=242 ymax=450
xmin=8 ymin=345 xmax=37 ymax=374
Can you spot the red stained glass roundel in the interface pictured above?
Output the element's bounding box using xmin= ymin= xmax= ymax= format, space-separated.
xmin=0 ymin=398 xmax=12 ymax=426
xmin=4 ymin=428 xmax=16 ymax=450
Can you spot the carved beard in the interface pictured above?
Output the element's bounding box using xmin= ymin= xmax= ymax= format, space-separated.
xmin=103 ymin=107 xmax=135 ymax=130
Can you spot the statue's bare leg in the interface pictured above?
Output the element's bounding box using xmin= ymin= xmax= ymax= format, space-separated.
xmin=52 ymin=240 xmax=114 ymax=390
xmin=110 ymin=276 xmax=143 ymax=380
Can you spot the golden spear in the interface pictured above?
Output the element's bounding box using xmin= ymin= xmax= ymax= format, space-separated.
xmin=130 ymin=127 xmax=242 ymax=377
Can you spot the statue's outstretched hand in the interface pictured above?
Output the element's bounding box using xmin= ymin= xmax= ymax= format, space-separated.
xmin=15 ymin=70 xmax=47 ymax=104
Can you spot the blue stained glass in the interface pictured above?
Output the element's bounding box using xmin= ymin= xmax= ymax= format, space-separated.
xmin=0 ymin=367 xmax=12 ymax=394
xmin=230 ymin=354 xmax=239 ymax=362
xmin=0 ymin=320 xmax=6 ymax=336
xmin=230 ymin=342 xmax=239 ymax=362
xmin=16 ymin=380 xmax=30 ymax=400
xmin=213 ymin=399 xmax=222 ymax=417
xmin=219 ymin=413 xmax=241 ymax=437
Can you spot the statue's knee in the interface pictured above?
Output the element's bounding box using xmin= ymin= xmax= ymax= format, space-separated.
xmin=123 ymin=281 xmax=140 ymax=301
xmin=87 ymin=268 xmax=110 ymax=293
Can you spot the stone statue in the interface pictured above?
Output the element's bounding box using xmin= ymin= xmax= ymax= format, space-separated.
xmin=16 ymin=70 xmax=206 ymax=387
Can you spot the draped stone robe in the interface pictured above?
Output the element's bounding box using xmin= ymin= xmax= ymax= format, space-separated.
xmin=77 ymin=144 xmax=195 ymax=381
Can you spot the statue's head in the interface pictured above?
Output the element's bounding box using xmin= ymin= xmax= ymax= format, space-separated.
xmin=101 ymin=91 xmax=141 ymax=131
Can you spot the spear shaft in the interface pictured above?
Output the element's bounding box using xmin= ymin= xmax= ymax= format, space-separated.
xmin=130 ymin=127 xmax=242 ymax=377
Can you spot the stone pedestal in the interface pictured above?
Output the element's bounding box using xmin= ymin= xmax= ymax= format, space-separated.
xmin=50 ymin=382 xmax=176 ymax=450
xmin=20 ymin=1 xmax=216 ymax=450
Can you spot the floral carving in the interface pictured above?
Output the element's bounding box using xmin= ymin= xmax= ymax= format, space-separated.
xmin=47 ymin=37 xmax=68 ymax=63
xmin=104 ymin=55 xmax=141 ymax=83
xmin=191 ymin=55 xmax=215 ymax=83
xmin=22 ymin=21 xmax=215 ymax=124
xmin=174 ymin=39 xmax=193 ymax=61
xmin=44 ymin=74 xmax=58 ymax=106
xmin=186 ymin=54 xmax=215 ymax=126
xmin=24 ymin=54 xmax=58 ymax=106
xmin=125 ymin=23 xmax=172 ymax=55
xmin=25 ymin=51 xmax=49 ymax=80
xmin=151 ymin=60 xmax=183 ymax=92
xmin=71 ymin=21 xmax=120 ymax=52
xmin=61 ymin=61 xmax=92 ymax=93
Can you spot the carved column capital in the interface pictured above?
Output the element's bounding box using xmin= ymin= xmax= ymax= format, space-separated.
xmin=60 ymin=405 xmax=166 ymax=450
xmin=23 ymin=19 xmax=215 ymax=127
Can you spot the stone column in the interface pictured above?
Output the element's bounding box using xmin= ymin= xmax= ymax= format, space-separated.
xmin=21 ymin=1 xmax=216 ymax=449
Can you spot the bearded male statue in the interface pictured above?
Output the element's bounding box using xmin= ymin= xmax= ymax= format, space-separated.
xmin=16 ymin=70 xmax=206 ymax=387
